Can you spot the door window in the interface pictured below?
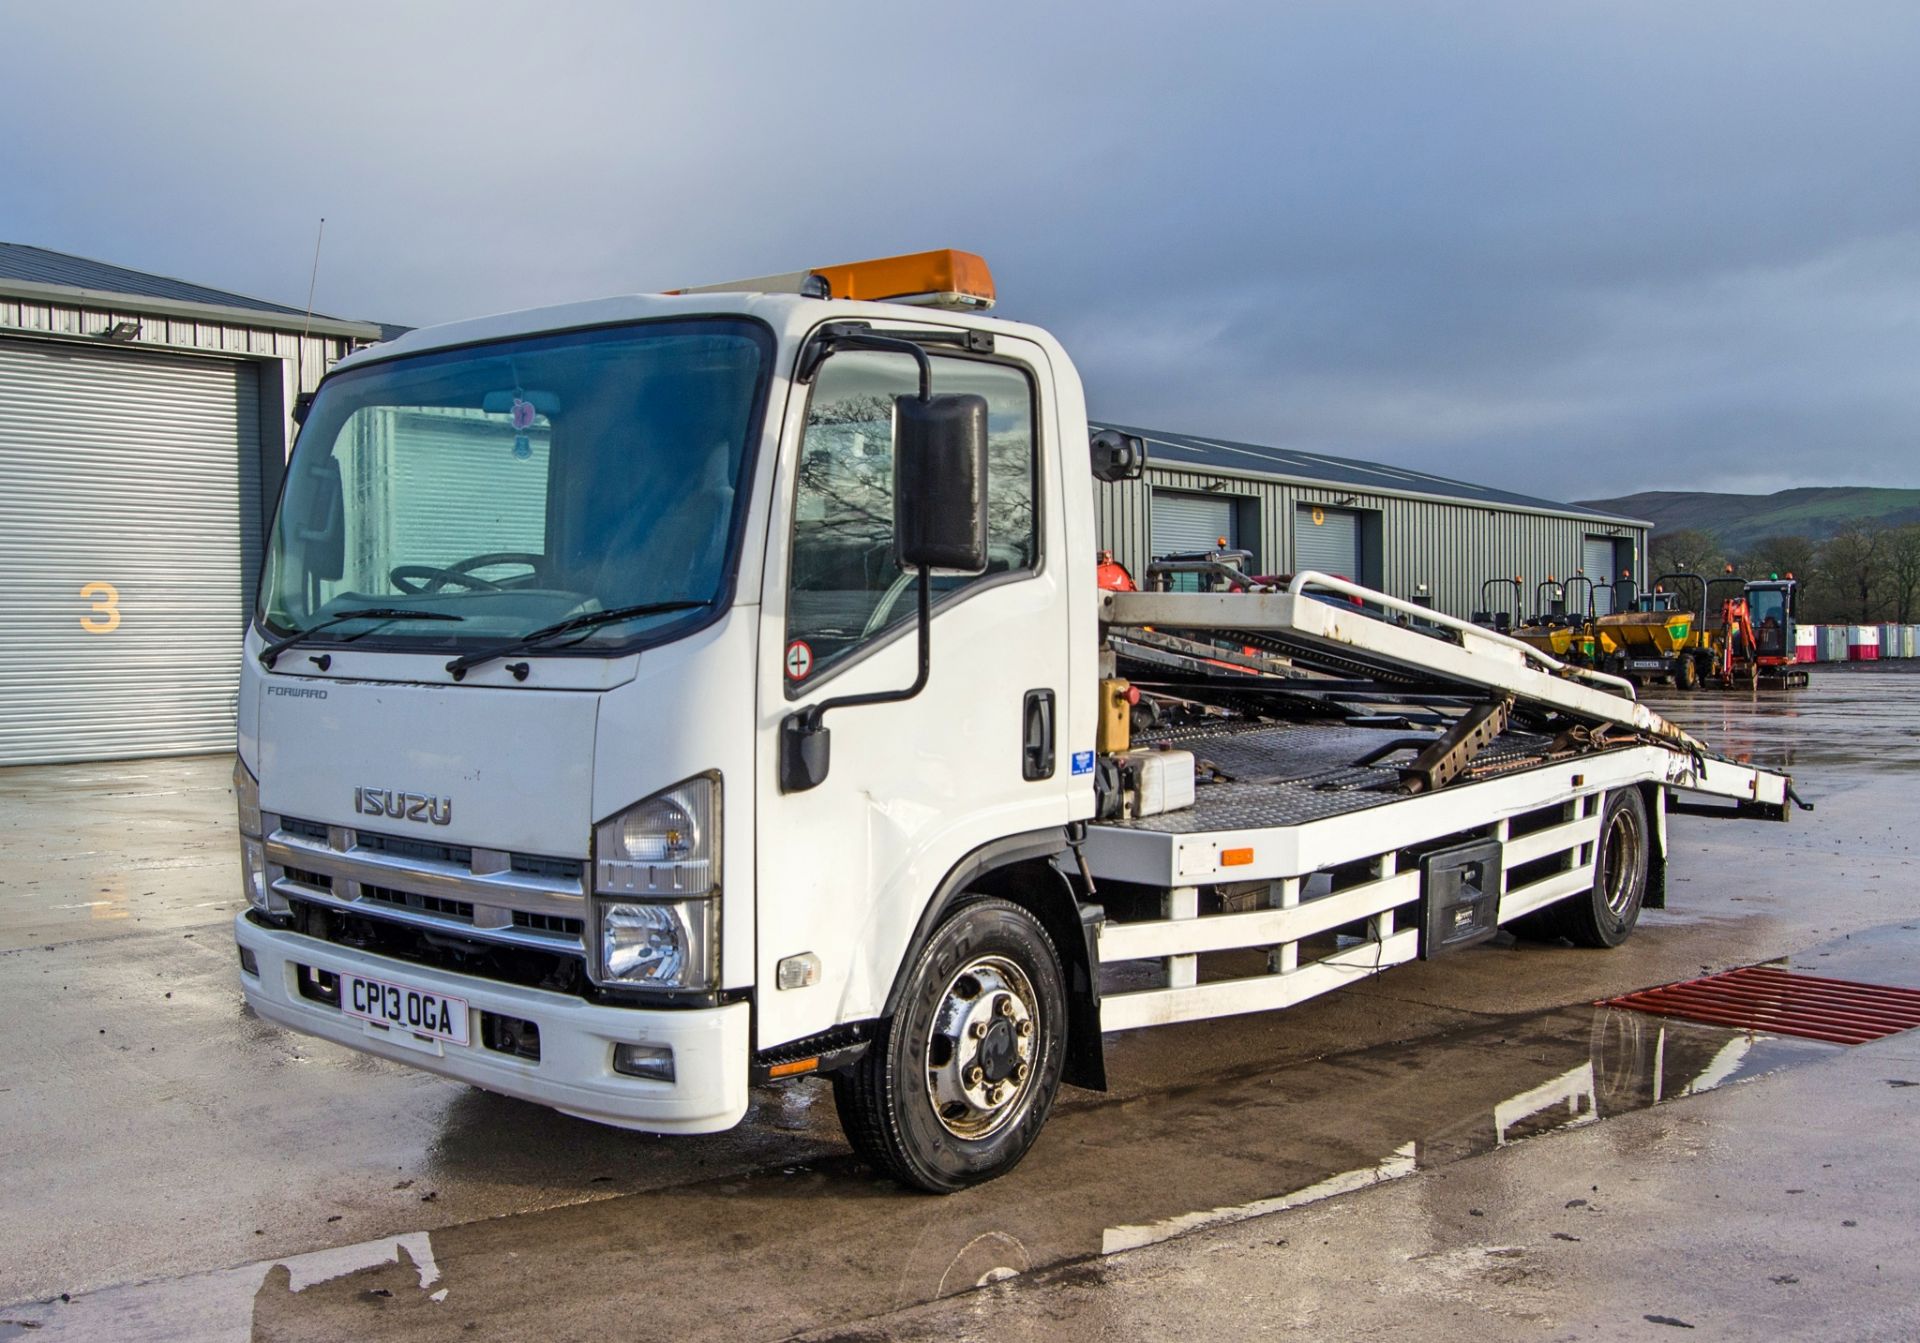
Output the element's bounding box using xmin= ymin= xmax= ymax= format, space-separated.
xmin=786 ymin=351 xmax=1037 ymax=686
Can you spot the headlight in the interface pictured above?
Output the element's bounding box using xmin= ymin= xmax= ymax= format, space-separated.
xmin=595 ymin=900 xmax=714 ymax=989
xmin=235 ymin=760 xmax=269 ymax=912
xmin=591 ymin=776 xmax=721 ymax=990
xmin=242 ymin=836 xmax=268 ymax=913
xmin=594 ymin=775 xmax=718 ymax=897
xmin=234 ymin=757 xmax=263 ymax=839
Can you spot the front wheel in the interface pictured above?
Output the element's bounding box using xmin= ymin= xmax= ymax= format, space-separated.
xmin=1673 ymin=654 xmax=1699 ymax=690
xmin=833 ymin=898 xmax=1067 ymax=1192
xmin=1559 ymin=788 xmax=1650 ymax=948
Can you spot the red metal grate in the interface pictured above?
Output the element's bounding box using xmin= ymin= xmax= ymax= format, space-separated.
xmin=1604 ymin=965 xmax=1920 ymax=1045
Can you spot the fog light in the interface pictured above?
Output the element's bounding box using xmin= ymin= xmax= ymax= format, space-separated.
xmin=238 ymin=945 xmax=259 ymax=977
xmin=613 ymin=1043 xmax=675 ymax=1082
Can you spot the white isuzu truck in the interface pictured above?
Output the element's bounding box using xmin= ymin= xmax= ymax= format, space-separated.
xmin=234 ymin=250 xmax=1798 ymax=1191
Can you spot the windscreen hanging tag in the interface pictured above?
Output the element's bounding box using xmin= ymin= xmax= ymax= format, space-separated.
xmin=510 ymin=397 xmax=536 ymax=459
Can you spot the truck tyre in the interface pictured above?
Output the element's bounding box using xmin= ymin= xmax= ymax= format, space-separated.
xmin=1559 ymin=789 xmax=1650 ymax=948
xmin=1673 ymin=654 xmax=1698 ymax=691
xmin=833 ymin=898 xmax=1067 ymax=1193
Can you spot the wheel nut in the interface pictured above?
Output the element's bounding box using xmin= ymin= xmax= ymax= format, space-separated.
xmin=1016 ymin=1063 xmax=1030 ymax=1083
xmin=967 ymin=1065 xmax=985 ymax=1086
xmin=997 ymin=997 xmax=1017 ymax=1018
xmin=1015 ymin=1019 xmax=1033 ymax=1039
xmin=970 ymin=1021 xmax=989 ymax=1040
xmin=990 ymin=1084 xmax=1006 ymax=1105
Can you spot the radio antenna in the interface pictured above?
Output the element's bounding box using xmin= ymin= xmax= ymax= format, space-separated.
xmin=301 ymin=217 xmax=326 ymax=343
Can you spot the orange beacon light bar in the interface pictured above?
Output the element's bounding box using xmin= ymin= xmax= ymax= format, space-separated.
xmin=670 ymin=248 xmax=995 ymax=311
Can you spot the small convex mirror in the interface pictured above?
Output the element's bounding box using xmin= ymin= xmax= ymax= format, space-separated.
xmin=893 ymin=393 xmax=989 ymax=574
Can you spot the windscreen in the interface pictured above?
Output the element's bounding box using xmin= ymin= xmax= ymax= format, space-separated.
xmin=258 ymin=319 xmax=770 ymax=652
xmin=1749 ymin=587 xmax=1788 ymax=655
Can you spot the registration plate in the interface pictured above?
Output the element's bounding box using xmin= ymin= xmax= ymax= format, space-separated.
xmin=341 ymin=971 xmax=470 ymax=1047
xmin=1630 ymin=659 xmax=1669 ymax=671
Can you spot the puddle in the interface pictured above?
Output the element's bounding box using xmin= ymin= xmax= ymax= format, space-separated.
xmin=3 ymin=1001 xmax=1841 ymax=1341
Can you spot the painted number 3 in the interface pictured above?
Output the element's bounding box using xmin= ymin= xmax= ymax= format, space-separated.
xmin=80 ymin=582 xmax=121 ymax=634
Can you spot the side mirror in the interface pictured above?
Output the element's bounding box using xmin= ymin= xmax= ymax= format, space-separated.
xmin=893 ymin=393 xmax=988 ymax=574
xmin=1090 ymin=428 xmax=1147 ymax=482
xmin=295 ymin=455 xmax=345 ymax=581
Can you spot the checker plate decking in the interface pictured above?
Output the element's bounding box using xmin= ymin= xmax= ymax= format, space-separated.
xmin=1605 ymin=966 xmax=1920 ymax=1045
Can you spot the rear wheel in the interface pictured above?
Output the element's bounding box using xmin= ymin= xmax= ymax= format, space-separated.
xmin=833 ymin=899 xmax=1067 ymax=1192
xmin=1559 ymin=788 xmax=1650 ymax=948
xmin=1673 ymin=654 xmax=1699 ymax=690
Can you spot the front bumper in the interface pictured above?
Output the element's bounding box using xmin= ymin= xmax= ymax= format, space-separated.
xmin=235 ymin=914 xmax=749 ymax=1134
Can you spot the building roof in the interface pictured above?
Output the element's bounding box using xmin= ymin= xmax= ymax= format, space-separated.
xmin=0 ymin=242 xmax=385 ymax=340
xmin=1093 ymin=420 xmax=1647 ymax=527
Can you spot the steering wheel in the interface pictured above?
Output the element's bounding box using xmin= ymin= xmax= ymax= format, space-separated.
xmin=390 ymin=552 xmax=545 ymax=595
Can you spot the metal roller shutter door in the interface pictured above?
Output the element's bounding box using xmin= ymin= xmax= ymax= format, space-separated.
xmin=0 ymin=340 xmax=262 ymax=765
xmin=1294 ymin=504 xmax=1359 ymax=578
xmin=1150 ymin=490 xmax=1235 ymax=558
xmin=1582 ymin=536 xmax=1617 ymax=613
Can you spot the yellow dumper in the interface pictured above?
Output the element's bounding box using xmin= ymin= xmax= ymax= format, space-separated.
xmin=1594 ymin=573 xmax=1710 ymax=688
xmin=1512 ymin=577 xmax=1598 ymax=665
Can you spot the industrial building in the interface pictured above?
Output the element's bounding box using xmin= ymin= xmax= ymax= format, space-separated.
xmin=1092 ymin=422 xmax=1648 ymax=619
xmin=0 ymin=244 xmax=382 ymax=766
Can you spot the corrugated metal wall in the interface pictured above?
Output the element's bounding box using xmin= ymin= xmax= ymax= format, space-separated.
xmin=1098 ymin=465 xmax=1646 ymax=619
xmin=0 ymin=340 xmax=262 ymax=764
xmin=0 ymin=295 xmax=354 ymax=437
xmin=0 ymin=297 xmax=362 ymax=764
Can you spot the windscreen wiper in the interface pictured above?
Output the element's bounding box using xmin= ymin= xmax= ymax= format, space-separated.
xmin=444 ymin=600 xmax=709 ymax=679
xmin=259 ymin=608 xmax=465 ymax=668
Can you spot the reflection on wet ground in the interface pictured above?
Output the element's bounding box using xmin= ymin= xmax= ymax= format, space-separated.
xmin=7 ymin=995 xmax=1845 ymax=1341
xmin=1642 ymin=663 xmax=1920 ymax=774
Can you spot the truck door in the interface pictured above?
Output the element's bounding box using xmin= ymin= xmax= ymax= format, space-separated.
xmin=754 ymin=334 xmax=1073 ymax=1049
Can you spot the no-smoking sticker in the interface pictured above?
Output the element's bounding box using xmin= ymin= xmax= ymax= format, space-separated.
xmin=784 ymin=639 xmax=814 ymax=681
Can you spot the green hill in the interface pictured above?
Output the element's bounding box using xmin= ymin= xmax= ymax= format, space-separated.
xmin=1576 ymin=487 xmax=1920 ymax=549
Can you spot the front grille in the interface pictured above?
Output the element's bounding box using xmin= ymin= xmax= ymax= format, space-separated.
xmin=512 ymin=854 xmax=584 ymax=881
xmin=513 ymin=910 xmax=584 ymax=937
xmin=268 ymin=816 xmax=591 ymax=996
xmin=362 ymin=884 xmax=475 ymax=922
xmin=358 ymin=832 xmax=473 ymax=867
xmin=289 ymin=899 xmax=587 ymax=997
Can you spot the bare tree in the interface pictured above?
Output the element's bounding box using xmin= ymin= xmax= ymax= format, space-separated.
xmin=1885 ymin=524 xmax=1920 ymax=623
xmin=1818 ymin=519 xmax=1888 ymax=623
xmin=1738 ymin=533 xmax=1816 ymax=584
xmin=1648 ymin=527 xmax=1723 ymax=580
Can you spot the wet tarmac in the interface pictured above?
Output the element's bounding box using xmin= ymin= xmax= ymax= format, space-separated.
xmin=2 ymin=665 xmax=1917 ymax=1340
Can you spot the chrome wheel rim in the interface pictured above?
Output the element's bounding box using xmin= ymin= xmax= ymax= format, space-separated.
xmin=924 ymin=955 xmax=1039 ymax=1140
xmin=1601 ymin=807 xmax=1642 ymax=916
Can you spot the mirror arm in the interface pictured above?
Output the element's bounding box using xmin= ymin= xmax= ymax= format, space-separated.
xmin=796 ymin=323 xmax=933 ymax=401
xmin=779 ymin=569 xmax=932 ymax=793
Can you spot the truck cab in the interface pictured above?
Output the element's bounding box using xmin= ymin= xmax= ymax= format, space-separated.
xmin=237 ymin=253 xmax=1097 ymax=1170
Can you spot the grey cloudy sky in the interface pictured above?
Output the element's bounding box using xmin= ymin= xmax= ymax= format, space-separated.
xmin=6 ymin=2 xmax=1917 ymax=500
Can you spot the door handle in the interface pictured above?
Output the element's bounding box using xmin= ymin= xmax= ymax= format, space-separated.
xmin=1022 ymin=689 xmax=1055 ymax=781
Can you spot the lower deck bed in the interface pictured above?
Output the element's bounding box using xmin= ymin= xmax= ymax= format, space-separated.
xmin=1112 ymin=718 xmax=1567 ymax=834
